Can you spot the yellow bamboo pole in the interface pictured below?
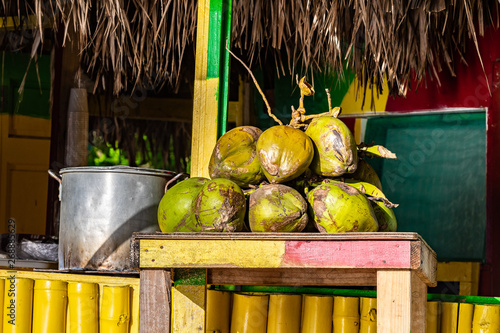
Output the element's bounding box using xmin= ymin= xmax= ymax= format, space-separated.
xmin=3 ymin=277 xmax=34 ymax=333
xmin=359 ymin=297 xmax=377 ymax=333
xmin=441 ymin=302 xmax=459 ymax=333
xmin=426 ymin=301 xmax=441 ymax=333
xmin=267 ymin=294 xmax=302 ymax=333
xmin=300 ymin=295 xmax=333 ymax=333
xmin=33 ymin=280 xmax=68 ymax=333
xmin=230 ymin=293 xmax=269 ymax=333
xmin=472 ymin=304 xmax=500 ymax=332
xmin=206 ymin=290 xmax=231 ymax=333
xmin=0 ymin=279 xmax=4 ymax=333
xmin=457 ymin=303 xmax=474 ymax=333
xmin=100 ymin=285 xmax=131 ymax=333
xmin=67 ymin=282 xmax=99 ymax=333
xmin=333 ymin=296 xmax=360 ymax=333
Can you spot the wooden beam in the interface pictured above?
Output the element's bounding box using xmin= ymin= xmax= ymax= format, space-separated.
xmin=139 ymin=270 xmax=171 ymax=333
xmin=207 ymin=268 xmax=377 ymax=286
xmin=377 ymin=270 xmax=426 ymax=333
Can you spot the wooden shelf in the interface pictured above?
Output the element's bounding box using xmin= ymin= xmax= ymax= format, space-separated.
xmin=131 ymin=232 xmax=437 ymax=332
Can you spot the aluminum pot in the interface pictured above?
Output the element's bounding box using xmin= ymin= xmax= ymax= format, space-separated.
xmin=49 ymin=166 xmax=176 ymax=271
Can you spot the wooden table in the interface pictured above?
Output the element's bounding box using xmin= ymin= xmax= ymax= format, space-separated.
xmin=131 ymin=232 xmax=437 ymax=333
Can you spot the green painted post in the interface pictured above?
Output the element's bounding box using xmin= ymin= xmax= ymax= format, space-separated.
xmin=207 ymin=0 xmax=232 ymax=137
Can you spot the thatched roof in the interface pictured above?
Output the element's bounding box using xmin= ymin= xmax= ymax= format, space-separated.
xmin=2 ymin=0 xmax=499 ymax=95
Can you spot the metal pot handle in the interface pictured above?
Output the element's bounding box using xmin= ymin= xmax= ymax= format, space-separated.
xmin=48 ymin=170 xmax=63 ymax=201
xmin=165 ymin=173 xmax=190 ymax=193
xmin=48 ymin=170 xmax=62 ymax=184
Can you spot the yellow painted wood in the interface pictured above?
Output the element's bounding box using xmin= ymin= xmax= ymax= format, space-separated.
xmin=100 ymin=285 xmax=131 ymax=333
xmin=0 ymin=270 xmax=139 ymax=333
xmin=458 ymin=303 xmax=474 ymax=333
xmin=437 ymin=262 xmax=481 ymax=296
xmin=440 ymin=302 xmax=459 ymax=333
xmin=172 ymin=285 xmax=206 ymax=333
xmin=0 ymin=114 xmax=51 ymax=234
xmin=191 ymin=0 xmax=218 ymax=178
xmin=472 ymin=304 xmax=500 ymax=332
xmin=140 ymin=239 xmax=285 ymax=268
xmin=33 ymin=280 xmax=68 ymax=333
xmin=267 ymin=294 xmax=302 ymax=333
xmin=3 ymin=277 xmax=33 ymax=333
xmin=0 ymin=279 xmax=3 ymax=333
xmin=340 ymin=74 xmax=390 ymax=115
xmin=426 ymin=301 xmax=440 ymax=333
xmin=206 ymin=290 xmax=231 ymax=333
xmin=300 ymin=295 xmax=333 ymax=333
xmin=230 ymin=293 xmax=269 ymax=333
xmin=360 ymin=297 xmax=377 ymax=333
xmin=68 ymin=282 xmax=99 ymax=333
xmin=333 ymin=296 xmax=360 ymax=333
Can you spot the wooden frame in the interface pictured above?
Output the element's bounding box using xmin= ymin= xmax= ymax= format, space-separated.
xmin=131 ymin=232 xmax=437 ymax=332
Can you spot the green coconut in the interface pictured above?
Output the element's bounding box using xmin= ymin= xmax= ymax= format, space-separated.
xmin=209 ymin=126 xmax=265 ymax=187
xmin=371 ymin=201 xmax=397 ymax=232
xmin=194 ymin=178 xmax=246 ymax=232
xmin=157 ymin=177 xmax=209 ymax=232
xmin=305 ymin=116 xmax=358 ymax=177
xmin=248 ymin=184 xmax=308 ymax=232
xmin=347 ymin=159 xmax=383 ymax=190
xmin=256 ymin=125 xmax=314 ymax=183
xmin=306 ymin=181 xmax=379 ymax=233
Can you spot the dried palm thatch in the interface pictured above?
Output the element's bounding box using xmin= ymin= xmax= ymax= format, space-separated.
xmin=1 ymin=0 xmax=499 ymax=95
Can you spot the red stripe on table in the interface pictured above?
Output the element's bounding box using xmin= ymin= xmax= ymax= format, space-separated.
xmin=282 ymin=240 xmax=411 ymax=268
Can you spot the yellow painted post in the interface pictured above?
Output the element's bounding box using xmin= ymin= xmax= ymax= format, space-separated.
xmin=230 ymin=293 xmax=269 ymax=333
xmin=333 ymin=296 xmax=360 ymax=333
xmin=206 ymin=290 xmax=231 ymax=333
xmin=426 ymin=301 xmax=441 ymax=333
xmin=33 ymin=280 xmax=68 ymax=333
xmin=100 ymin=285 xmax=131 ymax=333
xmin=3 ymin=277 xmax=34 ymax=333
xmin=359 ymin=297 xmax=377 ymax=333
xmin=172 ymin=269 xmax=207 ymax=333
xmin=301 ymin=295 xmax=333 ymax=333
xmin=457 ymin=303 xmax=474 ymax=333
xmin=472 ymin=304 xmax=500 ymax=332
xmin=0 ymin=278 xmax=4 ymax=333
xmin=267 ymin=294 xmax=302 ymax=333
xmin=67 ymin=282 xmax=99 ymax=333
xmin=440 ymin=302 xmax=459 ymax=333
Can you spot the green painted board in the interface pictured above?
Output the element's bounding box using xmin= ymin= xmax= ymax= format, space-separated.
xmin=364 ymin=112 xmax=486 ymax=261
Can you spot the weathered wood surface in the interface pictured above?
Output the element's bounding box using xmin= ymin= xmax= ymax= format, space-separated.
xmin=133 ymin=232 xmax=437 ymax=287
xmin=139 ymin=270 xmax=171 ymax=333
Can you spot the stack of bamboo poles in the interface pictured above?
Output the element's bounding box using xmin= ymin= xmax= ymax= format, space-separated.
xmin=0 ymin=277 xmax=134 ymax=333
xmin=206 ymin=290 xmax=500 ymax=333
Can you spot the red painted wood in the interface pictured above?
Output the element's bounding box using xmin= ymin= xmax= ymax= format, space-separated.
xmin=282 ymin=240 xmax=411 ymax=268
xmin=385 ymin=26 xmax=500 ymax=112
xmin=480 ymin=60 xmax=500 ymax=297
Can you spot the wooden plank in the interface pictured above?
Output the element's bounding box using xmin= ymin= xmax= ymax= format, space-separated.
xmin=377 ymin=270 xmax=426 ymax=333
xmin=207 ymin=268 xmax=377 ymax=286
xmin=140 ymin=239 xmax=418 ymax=271
xmin=133 ymin=232 xmax=424 ymax=241
xmin=172 ymin=269 xmax=206 ymax=333
xmin=139 ymin=270 xmax=171 ymax=333
xmin=411 ymin=240 xmax=438 ymax=286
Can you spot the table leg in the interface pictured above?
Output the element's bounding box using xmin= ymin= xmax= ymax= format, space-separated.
xmin=377 ymin=270 xmax=427 ymax=333
xmin=139 ymin=269 xmax=172 ymax=333
xmin=171 ymin=268 xmax=207 ymax=333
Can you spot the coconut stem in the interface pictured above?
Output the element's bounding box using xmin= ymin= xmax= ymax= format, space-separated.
xmin=226 ymin=41 xmax=283 ymax=126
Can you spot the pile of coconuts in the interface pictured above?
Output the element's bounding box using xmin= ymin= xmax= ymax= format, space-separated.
xmin=158 ymin=75 xmax=398 ymax=234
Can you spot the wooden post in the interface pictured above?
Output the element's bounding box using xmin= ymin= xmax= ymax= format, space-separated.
xmin=171 ymin=269 xmax=207 ymax=333
xmin=377 ymin=270 xmax=427 ymax=333
xmin=191 ymin=0 xmax=232 ymax=177
xmin=139 ymin=270 xmax=171 ymax=333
